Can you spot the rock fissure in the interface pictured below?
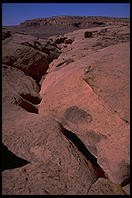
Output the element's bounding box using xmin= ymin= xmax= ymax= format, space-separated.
xmin=60 ymin=124 xmax=106 ymax=179
xmin=2 ymin=144 xmax=30 ymax=172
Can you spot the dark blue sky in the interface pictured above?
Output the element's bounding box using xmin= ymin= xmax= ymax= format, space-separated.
xmin=2 ymin=3 xmax=130 ymax=26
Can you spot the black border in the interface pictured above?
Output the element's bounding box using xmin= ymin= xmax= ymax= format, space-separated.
xmin=1 ymin=0 xmax=131 ymax=197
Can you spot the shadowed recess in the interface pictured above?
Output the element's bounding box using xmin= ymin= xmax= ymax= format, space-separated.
xmin=19 ymin=93 xmax=42 ymax=104
xmin=119 ymin=160 xmax=130 ymax=187
xmin=14 ymin=95 xmax=39 ymax=114
xmin=2 ymin=144 xmax=30 ymax=171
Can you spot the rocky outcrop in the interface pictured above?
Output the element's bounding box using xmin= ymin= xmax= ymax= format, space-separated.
xmin=6 ymin=16 xmax=129 ymax=39
xmin=20 ymin=16 xmax=129 ymax=28
xmin=2 ymin=17 xmax=130 ymax=195
xmin=2 ymin=114 xmax=101 ymax=195
xmin=88 ymin=178 xmax=126 ymax=195
xmin=2 ymin=64 xmax=41 ymax=116
xmin=39 ymin=26 xmax=130 ymax=186
xmin=2 ymin=33 xmax=61 ymax=82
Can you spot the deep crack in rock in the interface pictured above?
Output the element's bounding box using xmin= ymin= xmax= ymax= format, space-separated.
xmin=60 ymin=124 xmax=106 ymax=179
xmin=2 ymin=144 xmax=30 ymax=171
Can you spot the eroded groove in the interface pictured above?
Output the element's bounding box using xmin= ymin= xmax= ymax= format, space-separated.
xmin=19 ymin=99 xmax=38 ymax=114
xmin=14 ymin=95 xmax=39 ymax=114
xmin=2 ymin=144 xmax=30 ymax=171
xmin=60 ymin=124 xmax=106 ymax=178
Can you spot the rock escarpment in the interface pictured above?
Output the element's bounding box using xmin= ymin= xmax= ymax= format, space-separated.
xmin=5 ymin=15 xmax=129 ymax=39
xmin=2 ymin=16 xmax=130 ymax=195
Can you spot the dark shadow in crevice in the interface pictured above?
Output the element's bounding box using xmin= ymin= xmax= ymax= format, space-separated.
xmin=2 ymin=144 xmax=30 ymax=172
xmin=121 ymin=177 xmax=130 ymax=187
xmin=60 ymin=125 xmax=106 ymax=178
xmin=19 ymin=93 xmax=42 ymax=105
xmin=15 ymin=96 xmax=38 ymax=114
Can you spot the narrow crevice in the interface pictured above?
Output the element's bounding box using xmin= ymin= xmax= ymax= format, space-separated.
xmin=121 ymin=177 xmax=130 ymax=187
xmin=19 ymin=93 xmax=42 ymax=105
xmin=19 ymin=98 xmax=38 ymax=114
xmin=14 ymin=95 xmax=39 ymax=114
xmin=60 ymin=124 xmax=106 ymax=179
xmin=2 ymin=144 xmax=30 ymax=172
xmin=121 ymin=117 xmax=129 ymax=124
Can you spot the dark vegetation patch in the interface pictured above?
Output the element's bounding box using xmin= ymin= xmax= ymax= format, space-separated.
xmin=84 ymin=31 xmax=93 ymax=38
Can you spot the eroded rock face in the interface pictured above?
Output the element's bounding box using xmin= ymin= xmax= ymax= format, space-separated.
xmin=2 ymin=64 xmax=41 ymax=116
xmin=2 ymin=33 xmax=61 ymax=82
xmin=2 ymin=17 xmax=130 ymax=195
xmin=7 ymin=16 xmax=129 ymax=39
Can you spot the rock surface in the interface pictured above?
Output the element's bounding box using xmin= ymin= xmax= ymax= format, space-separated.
xmin=88 ymin=178 xmax=126 ymax=195
xmin=2 ymin=16 xmax=130 ymax=195
xmin=2 ymin=33 xmax=60 ymax=82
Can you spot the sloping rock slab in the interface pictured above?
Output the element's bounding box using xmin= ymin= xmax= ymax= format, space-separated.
xmin=39 ymin=49 xmax=130 ymax=185
xmin=2 ymin=114 xmax=98 ymax=195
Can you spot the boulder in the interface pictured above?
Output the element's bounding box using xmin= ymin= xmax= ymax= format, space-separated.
xmin=2 ymin=115 xmax=98 ymax=195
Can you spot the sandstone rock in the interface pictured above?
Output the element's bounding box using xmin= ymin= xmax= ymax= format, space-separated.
xmin=2 ymin=17 xmax=130 ymax=195
xmin=2 ymin=33 xmax=60 ymax=82
xmin=2 ymin=65 xmax=41 ymax=116
xmin=2 ymin=115 xmax=98 ymax=195
xmin=88 ymin=178 xmax=126 ymax=195
xmin=6 ymin=16 xmax=129 ymax=39
xmin=39 ymin=27 xmax=130 ymax=186
xmin=39 ymin=61 xmax=130 ymax=185
xmin=122 ymin=184 xmax=130 ymax=195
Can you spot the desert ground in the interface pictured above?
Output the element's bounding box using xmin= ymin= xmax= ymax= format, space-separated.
xmin=2 ymin=16 xmax=130 ymax=195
